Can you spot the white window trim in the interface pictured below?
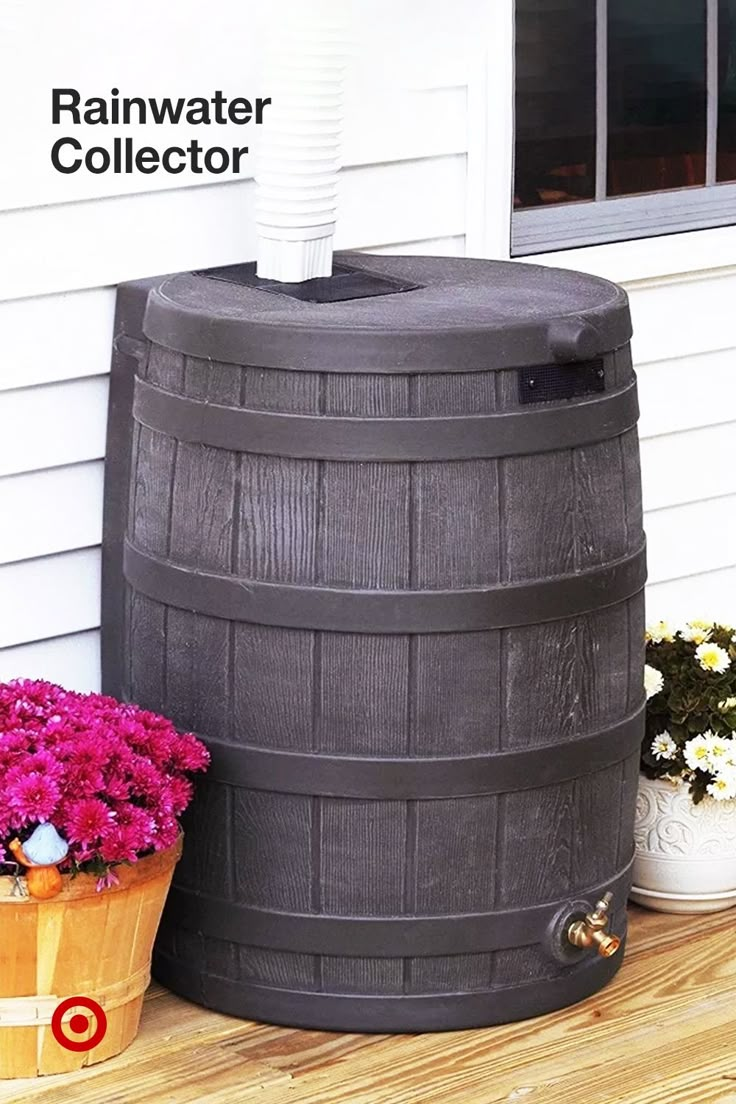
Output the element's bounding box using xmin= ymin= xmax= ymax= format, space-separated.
xmin=469 ymin=0 xmax=736 ymax=283
xmin=513 ymin=185 xmax=736 ymax=258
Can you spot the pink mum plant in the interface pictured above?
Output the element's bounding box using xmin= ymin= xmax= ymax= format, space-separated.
xmin=0 ymin=679 xmax=209 ymax=888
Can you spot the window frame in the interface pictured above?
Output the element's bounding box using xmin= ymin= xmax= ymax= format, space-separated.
xmin=511 ymin=0 xmax=736 ymax=257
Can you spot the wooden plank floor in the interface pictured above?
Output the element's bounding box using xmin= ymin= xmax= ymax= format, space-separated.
xmin=2 ymin=904 xmax=736 ymax=1104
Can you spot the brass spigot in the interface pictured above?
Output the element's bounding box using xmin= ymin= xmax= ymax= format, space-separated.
xmin=567 ymin=891 xmax=621 ymax=958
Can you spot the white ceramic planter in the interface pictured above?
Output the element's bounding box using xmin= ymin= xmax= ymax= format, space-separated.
xmin=632 ymin=775 xmax=736 ymax=912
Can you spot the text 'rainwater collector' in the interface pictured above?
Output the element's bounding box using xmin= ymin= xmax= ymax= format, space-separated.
xmin=50 ymin=88 xmax=272 ymax=175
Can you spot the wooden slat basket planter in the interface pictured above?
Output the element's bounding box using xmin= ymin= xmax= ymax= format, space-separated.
xmin=0 ymin=837 xmax=181 ymax=1078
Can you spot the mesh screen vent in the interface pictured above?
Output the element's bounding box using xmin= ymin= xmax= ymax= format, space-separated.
xmin=519 ymin=359 xmax=605 ymax=404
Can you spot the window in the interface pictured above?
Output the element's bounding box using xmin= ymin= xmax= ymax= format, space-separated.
xmin=512 ymin=0 xmax=736 ymax=254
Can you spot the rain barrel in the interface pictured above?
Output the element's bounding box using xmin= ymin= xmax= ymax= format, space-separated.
xmin=102 ymin=253 xmax=646 ymax=1032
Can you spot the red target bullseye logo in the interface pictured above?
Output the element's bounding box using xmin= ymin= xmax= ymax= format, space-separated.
xmin=51 ymin=997 xmax=108 ymax=1052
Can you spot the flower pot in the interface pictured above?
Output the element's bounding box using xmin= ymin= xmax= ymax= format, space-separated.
xmin=0 ymin=836 xmax=181 ymax=1078
xmin=632 ymin=775 xmax=736 ymax=912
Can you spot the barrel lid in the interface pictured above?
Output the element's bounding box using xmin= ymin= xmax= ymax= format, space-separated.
xmin=142 ymin=252 xmax=631 ymax=373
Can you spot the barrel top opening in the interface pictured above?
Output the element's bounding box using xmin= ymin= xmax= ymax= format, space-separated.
xmin=142 ymin=252 xmax=632 ymax=373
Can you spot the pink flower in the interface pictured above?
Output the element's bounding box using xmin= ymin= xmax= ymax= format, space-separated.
xmin=159 ymin=776 xmax=193 ymax=816
xmin=128 ymin=757 xmax=166 ymax=801
xmin=7 ymin=772 xmax=61 ymax=823
xmin=0 ymin=679 xmax=208 ymax=886
xmin=99 ymin=824 xmax=141 ymax=864
xmin=57 ymin=736 xmax=107 ymax=772
xmin=96 ymin=869 xmax=120 ymax=893
xmin=0 ymin=730 xmax=33 ymax=770
xmin=114 ymin=804 xmax=155 ymax=843
xmin=152 ymin=816 xmax=180 ymax=851
xmin=63 ymin=798 xmax=115 ymax=846
xmin=170 ymin=733 xmax=210 ymax=772
xmin=104 ymin=775 xmax=131 ymax=801
xmin=21 ymin=750 xmax=64 ymax=779
xmin=132 ymin=727 xmax=178 ymax=767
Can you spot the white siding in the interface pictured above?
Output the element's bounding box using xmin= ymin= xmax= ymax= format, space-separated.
xmin=0 ymin=550 xmax=101 ymax=649
xmin=628 ymin=272 xmax=736 ymax=627
xmin=0 ymin=378 xmax=109 ymax=477
xmin=0 ymin=633 xmax=100 ymax=694
xmin=0 ymin=290 xmax=116 ymax=390
xmin=646 ymin=568 xmax=736 ymax=626
xmin=0 ymin=463 xmax=103 ymax=564
xmin=0 ymin=158 xmax=467 ymax=302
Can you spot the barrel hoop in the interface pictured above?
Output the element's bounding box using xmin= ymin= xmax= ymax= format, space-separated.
xmin=202 ymin=705 xmax=643 ymax=798
xmin=162 ymin=859 xmax=633 ymax=958
xmin=153 ymin=946 xmax=623 ymax=1032
xmin=123 ymin=540 xmax=647 ymax=634
xmin=132 ymin=375 xmax=639 ymax=461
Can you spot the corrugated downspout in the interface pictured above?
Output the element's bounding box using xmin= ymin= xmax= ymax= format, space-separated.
xmin=256 ymin=0 xmax=348 ymax=282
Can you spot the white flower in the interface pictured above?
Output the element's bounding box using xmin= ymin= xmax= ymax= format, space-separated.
xmin=651 ymin=733 xmax=677 ymax=761
xmin=695 ymin=642 xmax=731 ymax=674
xmin=703 ymin=733 xmax=732 ymax=770
xmin=646 ymin=621 xmax=675 ymax=644
xmin=718 ymin=697 xmax=736 ymax=712
xmin=722 ymin=738 xmax=736 ymax=768
xmin=707 ymin=772 xmax=736 ymax=800
xmin=683 ymin=733 xmax=713 ymax=771
xmin=680 ymin=620 xmax=713 ymax=645
xmin=644 ymin=664 xmax=664 ymax=700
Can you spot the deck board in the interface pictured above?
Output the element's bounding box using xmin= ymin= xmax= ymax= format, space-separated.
xmin=2 ymin=904 xmax=736 ymax=1103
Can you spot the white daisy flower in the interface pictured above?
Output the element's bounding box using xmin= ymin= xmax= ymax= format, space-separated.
xmin=646 ymin=621 xmax=675 ymax=644
xmin=651 ymin=733 xmax=677 ymax=761
xmin=718 ymin=697 xmax=736 ymax=712
xmin=723 ymin=739 xmax=736 ymax=769
xmin=644 ymin=664 xmax=664 ymax=700
xmin=707 ymin=773 xmax=736 ymax=800
xmin=680 ymin=620 xmax=713 ymax=645
xmin=683 ymin=733 xmax=713 ymax=771
xmin=703 ymin=733 xmax=732 ymax=769
xmin=695 ymin=642 xmax=731 ymax=674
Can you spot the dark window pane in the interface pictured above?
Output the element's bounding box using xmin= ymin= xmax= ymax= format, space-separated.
xmin=718 ymin=0 xmax=736 ymax=181
xmin=514 ymin=0 xmax=596 ymax=210
xmin=608 ymin=0 xmax=707 ymax=196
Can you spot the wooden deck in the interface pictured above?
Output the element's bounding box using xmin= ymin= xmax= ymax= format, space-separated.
xmin=2 ymin=903 xmax=736 ymax=1104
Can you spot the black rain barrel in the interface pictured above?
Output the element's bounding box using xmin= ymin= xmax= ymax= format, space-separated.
xmin=102 ymin=253 xmax=646 ymax=1032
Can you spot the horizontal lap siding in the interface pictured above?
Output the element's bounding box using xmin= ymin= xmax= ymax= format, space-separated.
xmin=0 ymin=158 xmax=468 ymax=302
xmin=646 ymin=567 xmax=736 ymax=625
xmin=0 ymin=290 xmax=116 ymax=391
xmin=0 ymin=549 xmax=100 ymax=648
xmin=0 ymin=462 xmax=103 ymax=563
xmin=0 ymin=631 xmax=100 ymax=692
xmin=628 ymin=272 xmax=736 ymax=625
xmin=0 ymin=378 xmax=109 ymax=477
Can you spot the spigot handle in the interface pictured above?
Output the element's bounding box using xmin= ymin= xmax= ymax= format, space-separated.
xmin=567 ymin=890 xmax=621 ymax=958
xmin=590 ymin=891 xmax=613 ymax=924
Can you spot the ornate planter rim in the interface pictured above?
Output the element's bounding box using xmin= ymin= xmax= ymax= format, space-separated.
xmin=635 ymin=775 xmax=736 ymax=861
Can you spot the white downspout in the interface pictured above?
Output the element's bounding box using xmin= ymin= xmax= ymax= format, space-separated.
xmin=256 ymin=0 xmax=348 ymax=282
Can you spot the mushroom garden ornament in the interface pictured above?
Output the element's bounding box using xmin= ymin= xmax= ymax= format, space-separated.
xmin=8 ymin=824 xmax=69 ymax=899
